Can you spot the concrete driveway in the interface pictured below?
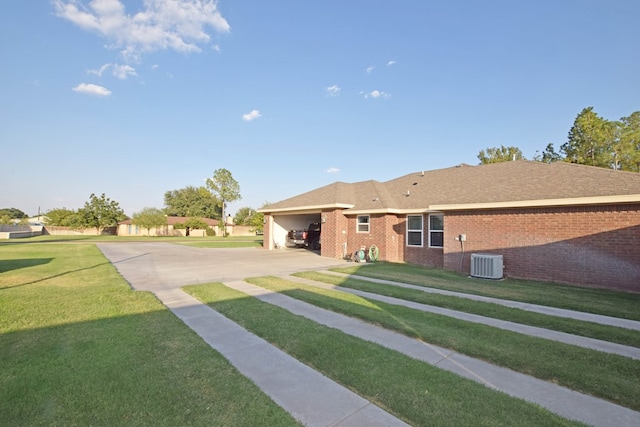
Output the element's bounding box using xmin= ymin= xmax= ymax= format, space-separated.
xmin=97 ymin=243 xmax=350 ymax=292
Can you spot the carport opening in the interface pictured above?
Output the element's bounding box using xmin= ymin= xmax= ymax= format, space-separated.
xmin=271 ymin=213 xmax=321 ymax=252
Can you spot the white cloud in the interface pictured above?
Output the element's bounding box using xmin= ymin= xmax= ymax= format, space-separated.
xmin=72 ymin=83 xmax=111 ymax=96
xmin=88 ymin=63 xmax=111 ymax=76
xmin=361 ymin=90 xmax=391 ymax=99
xmin=325 ymin=84 xmax=340 ymax=97
xmin=366 ymin=65 xmax=375 ymax=74
xmin=326 ymin=167 xmax=340 ymax=174
xmin=88 ymin=63 xmax=137 ymax=79
xmin=242 ymin=109 xmax=262 ymax=122
xmin=112 ymin=64 xmax=137 ymax=79
xmin=387 ymin=60 xmax=396 ymax=66
xmin=53 ymin=0 xmax=231 ymax=61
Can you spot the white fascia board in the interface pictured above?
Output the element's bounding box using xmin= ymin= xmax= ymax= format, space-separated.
xmin=345 ymin=208 xmax=441 ymax=215
xmin=429 ymin=194 xmax=640 ymax=211
xmin=258 ymin=203 xmax=354 ymax=214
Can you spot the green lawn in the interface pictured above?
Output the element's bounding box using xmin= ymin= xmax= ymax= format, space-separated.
xmin=293 ymin=271 xmax=640 ymax=347
xmin=0 ymin=235 xmax=263 ymax=249
xmin=0 ymin=243 xmax=296 ymax=426
xmin=245 ymin=276 xmax=640 ymax=411
xmin=2 ymin=240 xmax=636 ymax=426
xmin=331 ymin=262 xmax=640 ymax=320
xmin=185 ymin=282 xmax=581 ymax=427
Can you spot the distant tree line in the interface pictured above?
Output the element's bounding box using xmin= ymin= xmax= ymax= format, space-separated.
xmin=478 ymin=107 xmax=640 ymax=172
xmin=0 ymin=208 xmax=29 ymax=225
xmin=41 ymin=168 xmax=265 ymax=235
xmin=44 ymin=193 xmax=127 ymax=234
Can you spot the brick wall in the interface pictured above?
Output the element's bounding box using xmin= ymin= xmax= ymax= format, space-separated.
xmin=443 ymin=204 xmax=640 ymax=292
xmin=326 ymin=212 xmax=443 ymax=267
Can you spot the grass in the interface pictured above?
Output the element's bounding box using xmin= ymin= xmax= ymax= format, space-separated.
xmin=0 ymin=234 xmax=264 ymax=245
xmin=185 ymin=282 xmax=582 ymax=427
xmin=331 ymin=262 xmax=640 ymax=320
xmin=293 ymin=271 xmax=640 ymax=348
xmin=0 ymin=243 xmax=297 ymax=426
xmin=245 ymin=276 xmax=640 ymax=411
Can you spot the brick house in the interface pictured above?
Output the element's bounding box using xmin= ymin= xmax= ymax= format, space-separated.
xmin=259 ymin=161 xmax=640 ymax=292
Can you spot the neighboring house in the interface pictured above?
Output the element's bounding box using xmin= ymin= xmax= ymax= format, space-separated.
xmin=118 ymin=216 xmax=219 ymax=237
xmin=259 ymin=161 xmax=640 ymax=292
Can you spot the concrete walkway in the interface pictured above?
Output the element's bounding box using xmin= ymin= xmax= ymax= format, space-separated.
xmin=227 ymin=280 xmax=640 ymax=427
xmin=98 ymin=243 xmax=406 ymax=426
xmin=97 ymin=243 xmax=640 ymax=427
xmin=155 ymin=287 xmax=408 ymax=427
xmin=332 ymin=272 xmax=640 ymax=331
xmin=286 ymin=274 xmax=640 ymax=360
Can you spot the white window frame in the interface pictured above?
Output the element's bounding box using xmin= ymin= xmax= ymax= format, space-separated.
xmin=356 ymin=215 xmax=370 ymax=233
xmin=406 ymin=215 xmax=423 ymax=247
xmin=428 ymin=214 xmax=444 ymax=248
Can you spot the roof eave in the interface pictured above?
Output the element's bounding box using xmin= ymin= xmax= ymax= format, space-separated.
xmin=430 ymin=194 xmax=640 ymax=211
xmin=259 ymin=203 xmax=354 ymax=214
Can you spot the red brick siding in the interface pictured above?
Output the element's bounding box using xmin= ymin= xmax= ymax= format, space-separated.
xmin=326 ymin=213 xmax=443 ymax=267
xmin=320 ymin=209 xmax=349 ymax=258
xmin=443 ymin=204 xmax=640 ymax=292
xmin=400 ymin=215 xmax=444 ymax=267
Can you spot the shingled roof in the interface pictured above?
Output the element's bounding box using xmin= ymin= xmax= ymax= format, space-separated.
xmin=261 ymin=161 xmax=640 ymax=214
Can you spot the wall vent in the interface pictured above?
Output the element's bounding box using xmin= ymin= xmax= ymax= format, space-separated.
xmin=470 ymin=254 xmax=503 ymax=279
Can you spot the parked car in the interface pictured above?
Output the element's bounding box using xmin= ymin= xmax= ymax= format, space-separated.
xmin=287 ymin=228 xmax=308 ymax=247
xmin=305 ymin=222 xmax=321 ymax=250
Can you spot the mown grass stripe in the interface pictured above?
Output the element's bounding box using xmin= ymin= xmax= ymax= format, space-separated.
xmin=245 ymin=275 xmax=640 ymax=412
xmin=184 ymin=282 xmax=581 ymax=427
xmin=293 ymin=271 xmax=640 ymax=348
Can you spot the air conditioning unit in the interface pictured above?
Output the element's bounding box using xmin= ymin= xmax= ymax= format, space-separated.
xmin=470 ymin=254 xmax=503 ymax=279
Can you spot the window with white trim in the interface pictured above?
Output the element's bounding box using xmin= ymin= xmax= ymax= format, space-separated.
xmin=406 ymin=215 xmax=423 ymax=247
xmin=429 ymin=214 xmax=444 ymax=248
xmin=357 ymin=215 xmax=370 ymax=233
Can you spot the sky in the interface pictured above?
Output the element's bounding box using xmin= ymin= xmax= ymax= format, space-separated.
xmin=1 ymin=1 xmax=639 ymax=218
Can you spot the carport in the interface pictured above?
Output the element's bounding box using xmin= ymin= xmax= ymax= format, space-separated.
xmin=266 ymin=210 xmax=321 ymax=249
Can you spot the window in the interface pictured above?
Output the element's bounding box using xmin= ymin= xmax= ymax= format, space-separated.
xmin=357 ymin=215 xmax=370 ymax=233
xmin=429 ymin=214 xmax=444 ymax=248
xmin=406 ymin=215 xmax=423 ymax=246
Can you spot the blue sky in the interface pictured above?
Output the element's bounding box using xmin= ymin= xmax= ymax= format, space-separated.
xmin=1 ymin=1 xmax=638 ymax=218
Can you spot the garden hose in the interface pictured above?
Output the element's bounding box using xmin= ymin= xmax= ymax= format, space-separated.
xmin=368 ymin=244 xmax=379 ymax=262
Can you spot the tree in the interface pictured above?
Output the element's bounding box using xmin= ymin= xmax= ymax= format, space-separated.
xmin=533 ymin=143 xmax=563 ymax=164
xmin=44 ymin=208 xmax=83 ymax=228
xmin=477 ymin=145 xmax=525 ymax=164
xmin=234 ymin=207 xmax=256 ymax=225
xmin=0 ymin=208 xmax=28 ymax=219
xmin=234 ymin=206 xmax=266 ymax=233
xmin=164 ymin=186 xmax=220 ymax=219
xmin=561 ymin=107 xmax=614 ymax=168
xmin=131 ymin=207 xmax=167 ymax=236
xmin=206 ymin=168 xmax=241 ymax=235
xmin=618 ymin=111 xmax=640 ymax=172
xmin=173 ymin=217 xmax=211 ymax=237
xmin=78 ymin=193 xmax=127 ymax=234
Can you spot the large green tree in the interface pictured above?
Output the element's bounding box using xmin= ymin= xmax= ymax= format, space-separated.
xmin=618 ymin=111 xmax=640 ymax=172
xmin=477 ymin=145 xmax=525 ymax=164
xmin=561 ymin=107 xmax=615 ymax=168
xmin=44 ymin=208 xmax=83 ymax=228
xmin=206 ymin=169 xmax=241 ymax=231
xmin=78 ymin=193 xmax=127 ymax=234
xmin=164 ymin=186 xmax=219 ymax=219
xmin=131 ymin=207 xmax=167 ymax=236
